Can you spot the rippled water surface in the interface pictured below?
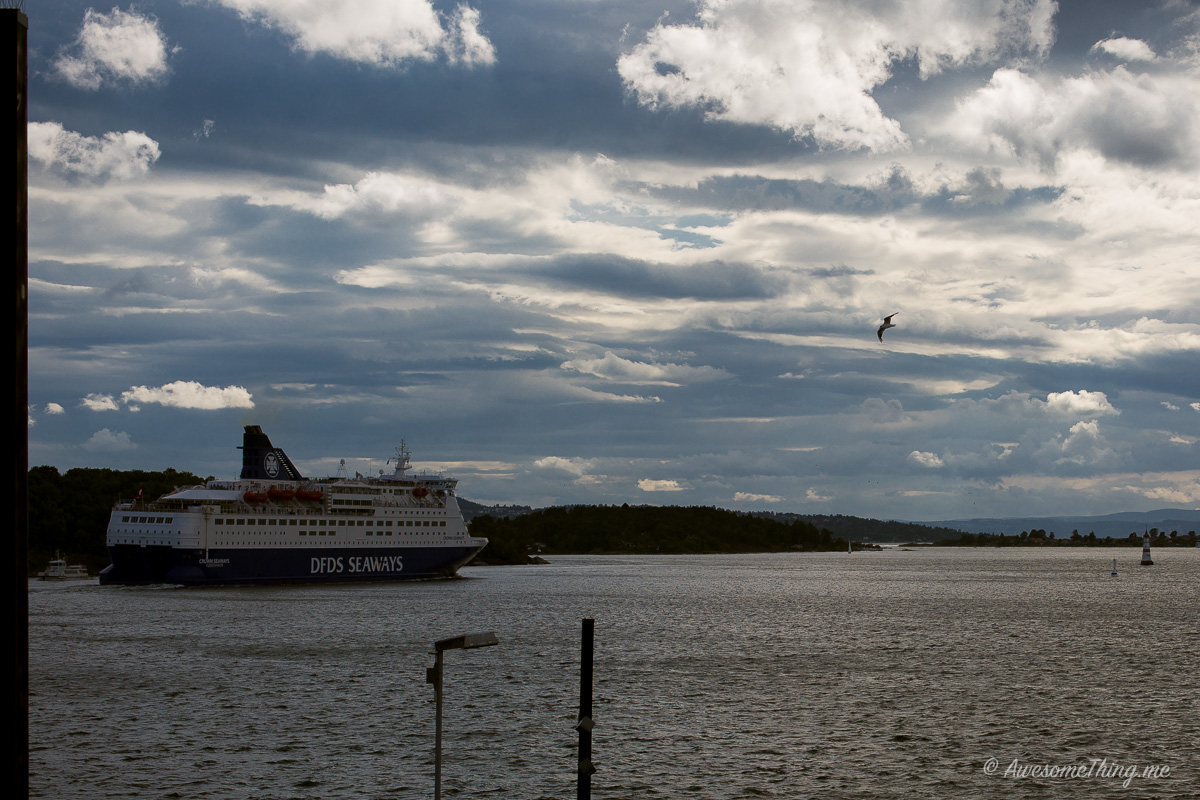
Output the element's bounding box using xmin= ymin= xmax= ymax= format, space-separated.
xmin=30 ymin=548 xmax=1199 ymax=798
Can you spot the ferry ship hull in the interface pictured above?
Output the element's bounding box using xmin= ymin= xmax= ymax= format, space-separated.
xmin=99 ymin=425 xmax=489 ymax=587
xmin=99 ymin=542 xmax=485 ymax=586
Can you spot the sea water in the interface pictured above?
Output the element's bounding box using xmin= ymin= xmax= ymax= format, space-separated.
xmin=29 ymin=548 xmax=1199 ymax=799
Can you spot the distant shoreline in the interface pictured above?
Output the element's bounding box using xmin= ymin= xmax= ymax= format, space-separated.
xmin=912 ymin=532 xmax=1198 ymax=548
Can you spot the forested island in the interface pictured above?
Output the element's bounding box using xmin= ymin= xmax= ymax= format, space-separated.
xmin=466 ymin=504 xmax=850 ymax=564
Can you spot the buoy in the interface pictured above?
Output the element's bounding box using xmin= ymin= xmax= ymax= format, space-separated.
xmin=1140 ymin=535 xmax=1154 ymax=566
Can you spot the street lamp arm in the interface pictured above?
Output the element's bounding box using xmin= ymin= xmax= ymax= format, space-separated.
xmin=435 ymin=631 xmax=499 ymax=651
xmin=428 ymin=630 xmax=500 ymax=800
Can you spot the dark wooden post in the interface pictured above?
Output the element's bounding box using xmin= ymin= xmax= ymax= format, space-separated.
xmin=577 ymin=618 xmax=595 ymax=799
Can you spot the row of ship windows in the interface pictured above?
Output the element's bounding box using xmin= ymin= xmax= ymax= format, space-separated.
xmin=215 ymin=519 xmax=445 ymax=528
xmin=119 ymin=513 xmax=447 ymax=526
xmin=330 ymin=498 xmax=444 ymax=506
xmin=112 ymin=538 xmax=453 ymax=546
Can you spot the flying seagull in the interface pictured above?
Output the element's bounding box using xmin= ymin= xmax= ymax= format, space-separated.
xmin=877 ymin=312 xmax=898 ymax=342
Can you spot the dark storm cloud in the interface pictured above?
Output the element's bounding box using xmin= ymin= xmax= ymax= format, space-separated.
xmin=1075 ymin=80 xmax=1199 ymax=167
xmin=653 ymin=170 xmax=919 ymax=214
xmin=648 ymin=166 xmax=1065 ymax=219
xmin=921 ymin=167 xmax=1065 ymax=212
xmin=526 ymin=254 xmax=787 ymax=300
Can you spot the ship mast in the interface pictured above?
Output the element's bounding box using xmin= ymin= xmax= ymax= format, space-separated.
xmin=391 ymin=441 xmax=411 ymax=478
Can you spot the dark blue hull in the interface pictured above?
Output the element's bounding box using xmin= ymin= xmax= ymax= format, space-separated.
xmin=98 ymin=543 xmax=485 ymax=586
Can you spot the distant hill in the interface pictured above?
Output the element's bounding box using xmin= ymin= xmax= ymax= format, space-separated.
xmin=749 ymin=512 xmax=964 ymax=543
xmin=931 ymin=508 xmax=1200 ymax=539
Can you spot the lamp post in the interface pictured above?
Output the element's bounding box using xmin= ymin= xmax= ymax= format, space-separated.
xmin=427 ymin=631 xmax=499 ymax=800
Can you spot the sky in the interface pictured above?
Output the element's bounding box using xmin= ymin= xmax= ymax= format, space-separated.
xmin=24 ymin=0 xmax=1200 ymax=521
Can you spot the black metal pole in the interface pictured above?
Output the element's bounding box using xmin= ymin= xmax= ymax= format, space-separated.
xmin=8 ymin=8 xmax=30 ymax=800
xmin=577 ymin=618 xmax=594 ymax=800
xmin=428 ymin=651 xmax=444 ymax=800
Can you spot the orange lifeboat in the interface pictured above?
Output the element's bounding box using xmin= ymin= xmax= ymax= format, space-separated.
xmin=296 ymin=488 xmax=323 ymax=502
xmin=268 ymin=486 xmax=295 ymax=501
xmin=243 ymin=490 xmax=268 ymax=504
xmin=412 ymin=486 xmax=429 ymax=498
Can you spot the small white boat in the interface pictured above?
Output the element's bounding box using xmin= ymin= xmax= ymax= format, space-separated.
xmin=38 ymin=552 xmax=90 ymax=581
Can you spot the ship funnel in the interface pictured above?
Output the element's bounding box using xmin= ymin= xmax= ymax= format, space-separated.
xmin=239 ymin=425 xmax=305 ymax=480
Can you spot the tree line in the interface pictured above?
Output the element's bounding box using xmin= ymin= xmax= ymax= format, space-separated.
xmin=927 ymin=528 xmax=1198 ymax=548
xmin=27 ymin=465 xmax=209 ymax=572
xmin=467 ymin=504 xmax=849 ymax=564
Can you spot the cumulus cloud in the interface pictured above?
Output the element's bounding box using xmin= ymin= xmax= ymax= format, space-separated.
xmin=1053 ymin=419 xmax=1118 ymax=467
xmin=1044 ymin=390 xmax=1119 ymax=417
xmin=120 ymin=381 xmax=255 ymax=410
xmin=1091 ymin=37 xmax=1156 ymax=62
xmin=212 ymin=0 xmax=494 ymax=67
xmin=53 ymin=8 xmax=172 ymax=90
xmin=295 ymin=172 xmax=453 ymax=220
xmin=946 ymin=66 xmax=1200 ymax=168
xmin=447 ymin=5 xmax=496 ymax=66
xmin=534 ymin=456 xmax=598 ymax=477
xmin=908 ymin=450 xmax=945 ymax=468
xmin=1126 ymin=484 xmax=1197 ymax=504
xmin=81 ymin=393 xmax=120 ymax=412
xmin=954 ymin=390 xmax=1121 ymax=422
xmin=79 ymin=383 xmax=253 ymax=411
xmin=83 ymin=428 xmax=136 ymax=452
xmin=45 ymin=403 xmax=65 ymax=415
xmin=28 ymin=122 xmax=160 ymax=182
xmin=618 ymin=0 xmax=1056 ymax=152
xmin=638 ymin=478 xmax=686 ymax=492
xmin=562 ymin=352 xmax=729 ymax=386
xmin=734 ymin=491 xmax=783 ymax=503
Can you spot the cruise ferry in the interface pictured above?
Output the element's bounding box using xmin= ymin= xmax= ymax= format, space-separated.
xmin=98 ymin=426 xmax=488 ymax=585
